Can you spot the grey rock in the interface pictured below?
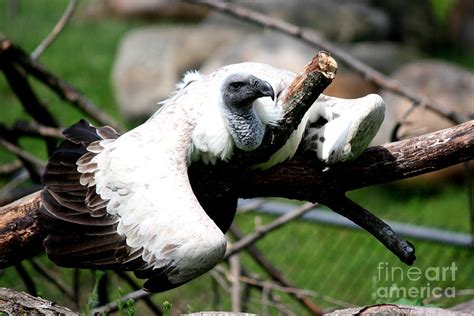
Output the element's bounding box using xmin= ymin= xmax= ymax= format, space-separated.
xmin=111 ymin=26 xmax=245 ymax=120
xmin=200 ymin=31 xmax=315 ymax=74
xmin=374 ymin=60 xmax=474 ymax=145
xmin=346 ymin=42 xmax=420 ymax=74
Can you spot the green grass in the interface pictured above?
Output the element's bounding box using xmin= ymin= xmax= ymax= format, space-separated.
xmin=0 ymin=1 xmax=473 ymax=315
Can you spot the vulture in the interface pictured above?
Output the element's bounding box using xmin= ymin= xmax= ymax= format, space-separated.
xmin=40 ymin=62 xmax=385 ymax=292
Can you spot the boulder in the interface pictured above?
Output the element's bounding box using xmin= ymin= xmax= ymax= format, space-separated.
xmin=200 ymin=31 xmax=315 ymax=74
xmin=346 ymin=41 xmax=420 ymax=74
xmin=378 ymin=60 xmax=474 ymax=143
xmin=375 ymin=60 xmax=474 ymax=182
xmin=111 ymin=26 xmax=245 ymax=120
xmin=201 ymin=33 xmax=422 ymax=98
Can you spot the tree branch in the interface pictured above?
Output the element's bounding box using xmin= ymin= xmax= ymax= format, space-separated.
xmin=229 ymin=224 xmax=324 ymax=315
xmin=31 ymin=0 xmax=78 ymax=60
xmin=324 ymin=196 xmax=415 ymax=264
xmin=235 ymin=120 xmax=474 ymax=200
xmin=0 ymin=137 xmax=45 ymax=182
xmin=12 ymin=121 xmax=64 ymax=139
xmin=0 ymin=61 xmax=58 ymax=154
xmin=29 ymin=258 xmax=75 ymax=302
xmin=0 ymin=287 xmax=79 ymax=315
xmin=225 ymin=202 xmax=316 ymax=258
xmin=0 ymin=160 xmax=22 ymax=175
xmin=0 ymin=36 xmax=122 ymax=132
xmin=115 ymin=271 xmax=163 ymax=315
xmin=0 ymin=192 xmax=45 ymax=268
xmin=90 ymin=289 xmax=151 ymax=315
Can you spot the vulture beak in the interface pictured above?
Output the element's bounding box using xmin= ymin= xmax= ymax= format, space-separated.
xmin=253 ymin=78 xmax=275 ymax=101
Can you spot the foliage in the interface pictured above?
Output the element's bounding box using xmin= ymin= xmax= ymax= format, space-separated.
xmin=84 ymin=270 xmax=106 ymax=315
xmin=162 ymin=300 xmax=173 ymax=316
xmin=429 ymin=0 xmax=457 ymax=25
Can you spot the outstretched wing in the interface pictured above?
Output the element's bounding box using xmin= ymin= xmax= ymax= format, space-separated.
xmin=40 ymin=116 xmax=226 ymax=292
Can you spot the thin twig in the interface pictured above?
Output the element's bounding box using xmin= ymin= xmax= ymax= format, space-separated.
xmin=0 ymin=60 xmax=58 ymax=153
xmin=97 ymin=272 xmax=109 ymax=307
xmin=0 ymin=169 xmax=29 ymax=203
xmin=214 ymin=264 xmax=296 ymax=315
xmin=210 ymin=267 xmax=231 ymax=293
xmin=90 ymin=289 xmax=151 ymax=315
xmin=12 ymin=121 xmax=64 ymax=139
xmin=31 ymin=0 xmax=78 ymax=60
xmin=0 ymin=184 xmax=41 ymax=207
xmin=0 ymin=123 xmax=44 ymax=182
xmin=15 ymin=263 xmax=37 ymax=296
xmin=261 ymin=282 xmax=270 ymax=316
xmin=0 ymin=138 xmax=46 ymax=171
xmin=72 ymin=269 xmax=81 ymax=308
xmin=323 ymin=196 xmax=416 ymax=265
xmin=115 ymin=271 xmax=163 ymax=315
xmin=185 ymin=0 xmax=472 ymax=125
xmin=423 ymin=288 xmax=474 ymax=305
xmin=229 ymin=254 xmax=242 ymax=312
xmin=210 ymin=273 xmax=222 ymax=310
xmin=0 ymin=160 xmax=22 ymax=175
xmin=29 ymin=259 xmax=75 ymax=302
xmin=0 ymin=37 xmax=122 ymax=131
xmin=466 ymin=162 xmax=474 ymax=246
xmin=225 ymin=202 xmax=316 ymax=258
xmin=239 ymin=275 xmax=354 ymax=309
xmin=230 ymin=225 xmax=323 ymax=315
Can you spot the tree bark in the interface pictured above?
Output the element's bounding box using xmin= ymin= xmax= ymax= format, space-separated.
xmin=325 ymin=303 xmax=470 ymax=315
xmin=0 ymin=192 xmax=45 ymax=268
xmin=234 ymin=120 xmax=474 ymax=201
xmin=0 ymin=287 xmax=79 ymax=315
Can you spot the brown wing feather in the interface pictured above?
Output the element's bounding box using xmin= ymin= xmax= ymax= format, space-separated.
xmin=40 ymin=120 xmax=153 ymax=272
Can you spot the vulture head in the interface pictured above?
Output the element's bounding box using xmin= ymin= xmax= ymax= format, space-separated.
xmin=220 ymin=73 xmax=275 ymax=152
xmin=221 ymin=73 xmax=275 ymax=106
xmin=39 ymin=62 xmax=385 ymax=293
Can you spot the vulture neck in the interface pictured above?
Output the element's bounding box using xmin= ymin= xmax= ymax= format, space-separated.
xmin=222 ymin=101 xmax=265 ymax=152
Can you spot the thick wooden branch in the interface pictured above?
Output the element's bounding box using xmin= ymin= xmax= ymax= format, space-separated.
xmin=0 ymin=287 xmax=78 ymax=315
xmin=326 ymin=304 xmax=468 ymax=315
xmin=0 ymin=192 xmax=45 ymax=269
xmin=235 ymin=120 xmax=474 ymax=200
xmin=192 ymin=121 xmax=473 ymax=264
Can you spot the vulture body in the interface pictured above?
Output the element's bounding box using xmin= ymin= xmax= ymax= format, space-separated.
xmin=40 ymin=62 xmax=384 ymax=292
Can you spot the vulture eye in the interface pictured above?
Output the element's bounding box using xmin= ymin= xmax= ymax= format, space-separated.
xmin=229 ymin=82 xmax=244 ymax=90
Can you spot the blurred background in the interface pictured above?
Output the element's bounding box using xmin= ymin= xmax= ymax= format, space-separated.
xmin=0 ymin=0 xmax=473 ymax=314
